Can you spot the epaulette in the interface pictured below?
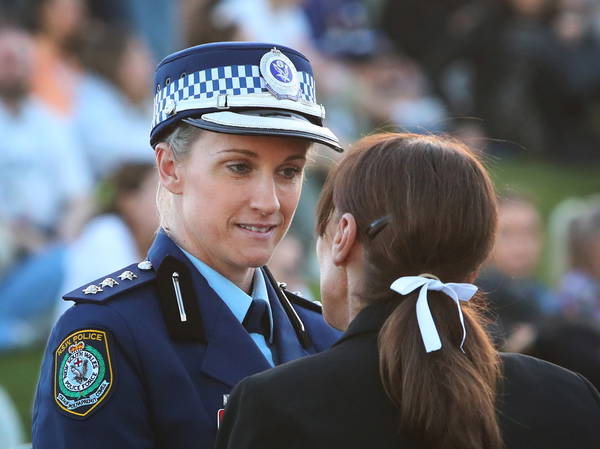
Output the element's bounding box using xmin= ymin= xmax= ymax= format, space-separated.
xmin=63 ymin=260 xmax=156 ymax=304
xmin=280 ymin=286 xmax=323 ymax=314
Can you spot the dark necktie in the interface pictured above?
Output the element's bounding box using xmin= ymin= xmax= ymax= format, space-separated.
xmin=242 ymin=299 xmax=270 ymax=339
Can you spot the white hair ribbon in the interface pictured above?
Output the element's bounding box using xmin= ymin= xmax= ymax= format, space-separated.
xmin=389 ymin=276 xmax=478 ymax=353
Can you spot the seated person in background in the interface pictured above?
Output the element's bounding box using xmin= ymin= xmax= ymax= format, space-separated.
xmin=217 ymin=133 xmax=600 ymax=449
xmin=0 ymin=17 xmax=91 ymax=263
xmin=557 ymin=206 xmax=600 ymax=326
xmin=477 ymin=191 xmax=555 ymax=352
xmin=0 ymin=16 xmax=90 ymax=351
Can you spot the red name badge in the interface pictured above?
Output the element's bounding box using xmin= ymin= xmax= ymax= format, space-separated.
xmin=217 ymin=408 xmax=225 ymax=429
xmin=217 ymin=394 xmax=229 ymax=429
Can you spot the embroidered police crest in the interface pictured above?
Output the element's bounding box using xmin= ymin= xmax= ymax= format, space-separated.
xmin=54 ymin=329 xmax=113 ymax=417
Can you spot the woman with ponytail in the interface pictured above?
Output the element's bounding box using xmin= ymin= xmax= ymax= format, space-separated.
xmin=217 ymin=133 xmax=600 ymax=449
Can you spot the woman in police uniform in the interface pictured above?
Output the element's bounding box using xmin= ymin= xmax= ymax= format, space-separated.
xmin=32 ymin=42 xmax=341 ymax=448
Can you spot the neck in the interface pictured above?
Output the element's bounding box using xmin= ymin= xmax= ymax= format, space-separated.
xmin=344 ymin=256 xmax=368 ymax=328
xmin=226 ymin=268 xmax=255 ymax=295
xmin=166 ymin=224 xmax=255 ymax=294
xmin=348 ymin=295 xmax=365 ymax=326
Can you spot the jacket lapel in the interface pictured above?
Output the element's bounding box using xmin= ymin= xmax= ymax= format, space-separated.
xmin=265 ymin=276 xmax=310 ymax=364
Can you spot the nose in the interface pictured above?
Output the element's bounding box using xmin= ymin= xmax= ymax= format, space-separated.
xmin=249 ymin=174 xmax=280 ymax=216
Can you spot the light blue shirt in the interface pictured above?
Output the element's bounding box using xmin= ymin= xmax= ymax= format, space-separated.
xmin=180 ymin=248 xmax=275 ymax=366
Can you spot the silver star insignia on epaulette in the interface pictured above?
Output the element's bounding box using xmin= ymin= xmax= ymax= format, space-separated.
xmin=82 ymin=284 xmax=103 ymax=295
xmin=100 ymin=277 xmax=119 ymax=288
xmin=137 ymin=260 xmax=153 ymax=270
xmin=118 ymin=270 xmax=137 ymax=281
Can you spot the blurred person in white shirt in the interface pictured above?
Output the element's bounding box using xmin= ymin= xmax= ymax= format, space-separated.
xmin=0 ymin=18 xmax=92 ymax=261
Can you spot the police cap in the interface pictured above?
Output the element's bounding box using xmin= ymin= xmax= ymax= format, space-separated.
xmin=150 ymin=41 xmax=341 ymax=151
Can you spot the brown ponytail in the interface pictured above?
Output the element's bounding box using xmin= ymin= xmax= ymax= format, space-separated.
xmin=317 ymin=133 xmax=502 ymax=449
xmin=379 ymin=294 xmax=500 ymax=449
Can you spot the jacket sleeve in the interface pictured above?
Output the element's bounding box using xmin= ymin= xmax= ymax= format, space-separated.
xmin=215 ymin=376 xmax=298 ymax=449
xmin=32 ymin=303 xmax=155 ymax=449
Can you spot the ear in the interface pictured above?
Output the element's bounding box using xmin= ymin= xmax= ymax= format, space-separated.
xmin=332 ymin=213 xmax=358 ymax=266
xmin=155 ymin=143 xmax=183 ymax=195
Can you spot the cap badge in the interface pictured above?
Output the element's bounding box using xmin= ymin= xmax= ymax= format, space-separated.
xmin=259 ymin=48 xmax=301 ymax=101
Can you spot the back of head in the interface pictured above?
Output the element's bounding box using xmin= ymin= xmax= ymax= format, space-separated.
xmin=318 ymin=132 xmax=497 ymax=293
xmin=317 ymin=133 xmax=501 ymax=449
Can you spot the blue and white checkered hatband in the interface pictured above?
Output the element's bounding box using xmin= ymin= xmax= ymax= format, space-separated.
xmin=152 ymin=64 xmax=318 ymax=129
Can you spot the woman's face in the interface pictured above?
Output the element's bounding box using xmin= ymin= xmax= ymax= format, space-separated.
xmin=490 ymin=201 xmax=542 ymax=278
xmin=172 ymin=131 xmax=308 ymax=280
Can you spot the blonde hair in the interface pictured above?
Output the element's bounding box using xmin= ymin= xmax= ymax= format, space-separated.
xmin=155 ymin=123 xmax=203 ymax=229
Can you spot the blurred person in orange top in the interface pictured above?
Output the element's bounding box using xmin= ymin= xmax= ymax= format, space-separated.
xmin=26 ymin=0 xmax=89 ymax=117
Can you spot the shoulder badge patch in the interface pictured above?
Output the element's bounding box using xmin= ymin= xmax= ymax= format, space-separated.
xmin=54 ymin=329 xmax=113 ymax=417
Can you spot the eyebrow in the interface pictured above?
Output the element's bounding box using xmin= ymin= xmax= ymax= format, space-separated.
xmin=217 ymin=149 xmax=307 ymax=162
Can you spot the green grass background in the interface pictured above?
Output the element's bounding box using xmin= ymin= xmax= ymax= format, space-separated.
xmin=1 ymin=157 xmax=599 ymax=442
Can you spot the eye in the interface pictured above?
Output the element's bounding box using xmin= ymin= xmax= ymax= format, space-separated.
xmin=226 ymin=163 xmax=251 ymax=175
xmin=279 ymin=166 xmax=302 ymax=180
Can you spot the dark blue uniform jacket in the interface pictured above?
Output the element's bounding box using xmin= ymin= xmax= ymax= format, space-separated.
xmin=32 ymin=231 xmax=340 ymax=448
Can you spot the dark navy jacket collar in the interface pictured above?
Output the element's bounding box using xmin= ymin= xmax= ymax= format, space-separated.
xmin=146 ymin=229 xmax=309 ymax=386
xmin=147 ymin=229 xmax=182 ymax=267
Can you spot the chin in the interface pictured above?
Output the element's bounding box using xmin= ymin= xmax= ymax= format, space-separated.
xmin=239 ymin=251 xmax=273 ymax=269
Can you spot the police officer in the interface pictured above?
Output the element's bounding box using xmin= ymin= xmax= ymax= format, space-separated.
xmin=32 ymin=42 xmax=342 ymax=448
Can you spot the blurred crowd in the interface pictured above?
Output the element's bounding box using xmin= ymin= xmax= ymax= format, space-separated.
xmin=1 ymin=0 xmax=600 ymax=444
